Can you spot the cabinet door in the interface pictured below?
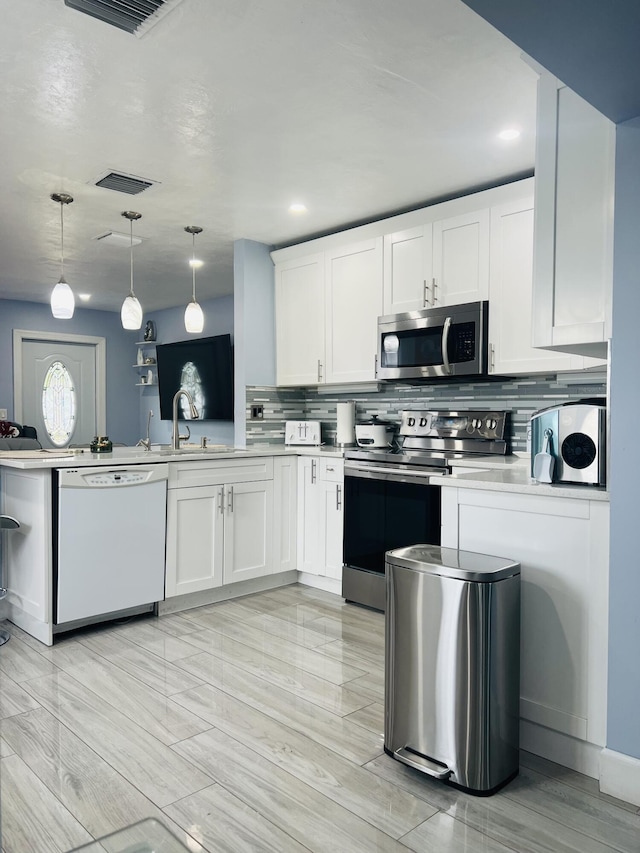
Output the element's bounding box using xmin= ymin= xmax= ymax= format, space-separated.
xmin=432 ymin=209 xmax=490 ymax=306
xmin=223 ymin=480 xmax=273 ymax=585
xmin=273 ymin=456 xmax=297 ymax=574
xmin=275 ymin=253 xmax=325 ymax=385
xmin=532 ymin=74 xmax=614 ymax=357
xmin=296 ymin=457 xmax=322 ymax=574
xmin=325 ymin=238 xmax=383 ymax=384
xmin=165 ymin=485 xmax=224 ymax=597
xmin=489 ymin=197 xmax=589 ymax=375
xmin=383 ymin=226 xmax=433 ymax=314
xmin=321 ymin=479 xmax=344 ymax=580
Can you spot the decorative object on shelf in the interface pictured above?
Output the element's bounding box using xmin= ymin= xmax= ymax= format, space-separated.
xmin=144 ymin=356 xmax=155 ymax=364
xmin=90 ymin=435 xmax=113 ymax=453
xmin=50 ymin=192 xmax=75 ymax=319
xmin=184 ymin=225 xmax=204 ymax=334
xmin=136 ymin=348 xmax=144 ymax=365
xmin=143 ymin=320 xmax=156 ymax=342
xmin=121 ymin=211 xmax=143 ymax=330
xmin=147 ymin=369 xmax=154 ymax=384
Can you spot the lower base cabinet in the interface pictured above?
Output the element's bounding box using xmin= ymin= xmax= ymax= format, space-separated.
xmin=297 ymin=457 xmax=344 ymax=580
xmin=441 ymin=486 xmax=609 ymax=776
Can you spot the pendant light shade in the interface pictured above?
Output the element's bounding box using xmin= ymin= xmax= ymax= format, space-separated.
xmin=50 ymin=193 xmax=75 ymax=319
xmin=121 ymin=211 xmax=143 ymax=330
xmin=184 ymin=225 xmax=204 ymax=334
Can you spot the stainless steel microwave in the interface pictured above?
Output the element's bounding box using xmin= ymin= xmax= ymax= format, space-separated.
xmin=376 ymin=301 xmax=489 ymax=381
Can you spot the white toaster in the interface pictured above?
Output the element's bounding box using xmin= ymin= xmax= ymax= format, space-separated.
xmin=285 ymin=420 xmax=321 ymax=446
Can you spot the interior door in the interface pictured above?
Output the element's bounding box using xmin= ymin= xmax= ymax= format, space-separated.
xmin=15 ymin=333 xmax=105 ymax=449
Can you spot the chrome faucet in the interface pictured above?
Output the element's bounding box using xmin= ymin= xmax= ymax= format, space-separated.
xmin=171 ymin=389 xmax=199 ymax=450
xmin=136 ymin=409 xmax=154 ymax=451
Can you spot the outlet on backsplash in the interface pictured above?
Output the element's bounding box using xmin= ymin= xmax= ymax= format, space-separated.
xmin=0 ymin=409 xmax=7 ymax=420
xmin=251 ymin=405 xmax=264 ymax=420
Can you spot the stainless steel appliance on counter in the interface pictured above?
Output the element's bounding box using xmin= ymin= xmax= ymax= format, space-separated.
xmin=376 ymin=300 xmax=489 ymax=381
xmin=530 ymin=399 xmax=606 ymax=486
xmin=342 ymin=409 xmax=510 ymax=611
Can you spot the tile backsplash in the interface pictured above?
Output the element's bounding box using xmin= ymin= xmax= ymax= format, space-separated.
xmin=245 ymin=375 xmax=607 ymax=453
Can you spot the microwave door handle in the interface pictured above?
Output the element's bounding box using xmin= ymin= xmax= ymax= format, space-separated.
xmin=441 ymin=316 xmax=452 ymax=375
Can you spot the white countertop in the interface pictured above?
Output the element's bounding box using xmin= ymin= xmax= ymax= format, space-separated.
xmin=439 ymin=454 xmax=609 ymax=501
xmin=0 ymin=443 xmax=343 ymax=470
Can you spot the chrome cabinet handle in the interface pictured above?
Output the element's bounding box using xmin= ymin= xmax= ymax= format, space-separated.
xmin=441 ymin=316 xmax=452 ymax=375
xmin=218 ymin=486 xmax=225 ymax=515
xmin=423 ymin=279 xmax=430 ymax=307
xmin=432 ymin=277 xmax=438 ymax=305
xmin=374 ymin=353 xmax=378 ymax=378
xmin=490 ymin=343 xmax=495 ymax=372
xmin=228 ymin=485 xmax=234 ymax=513
xmin=317 ymin=359 xmax=323 ymax=383
xmin=336 ymin=484 xmax=342 ymax=511
xmin=311 ymin=459 xmax=317 ymax=484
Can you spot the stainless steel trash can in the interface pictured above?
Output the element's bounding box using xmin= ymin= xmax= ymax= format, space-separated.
xmin=385 ymin=544 xmax=520 ymax=795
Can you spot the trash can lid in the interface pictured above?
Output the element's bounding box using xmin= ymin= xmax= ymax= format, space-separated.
xmin=385 ymin=544 xmax=520 ymax=582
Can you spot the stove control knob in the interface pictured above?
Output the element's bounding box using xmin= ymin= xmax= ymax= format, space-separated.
xmin=419 ymin=417 xmax=428 ymax=428
xmin=407 ymin=417 xmax=415 ymax=427
xmin=486 ymin=418 xmax=497 ymax=431
xmin=471 ymin=418 xmax=481 ymax=430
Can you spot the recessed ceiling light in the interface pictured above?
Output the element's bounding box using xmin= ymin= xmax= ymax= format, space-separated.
xmin=289 ymin=203 xmax=307 ymax=214
xmin=498 ymin=128 xmax=521 ymax=141
xmin=189 ymin=258 xmax=204 ymax=268
xmin=78 ymin=293 xmax=91 ymax=302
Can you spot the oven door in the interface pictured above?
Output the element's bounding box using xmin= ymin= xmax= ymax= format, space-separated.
xmin=377 ymin=301 xmax=487 ymax=380
xmin=342 ymin=461 xmax=443 ymax=611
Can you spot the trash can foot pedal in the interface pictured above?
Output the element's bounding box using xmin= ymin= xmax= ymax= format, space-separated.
xmin=394 ymin=746 xmax=451 ymax=780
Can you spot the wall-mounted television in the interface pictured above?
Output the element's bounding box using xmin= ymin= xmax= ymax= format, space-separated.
xmin=156 ymin=334 xmax=234 ymax=421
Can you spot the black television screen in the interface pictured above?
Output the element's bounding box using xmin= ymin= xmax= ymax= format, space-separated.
xmin=156 ymin=335 xmax=234 ymax=421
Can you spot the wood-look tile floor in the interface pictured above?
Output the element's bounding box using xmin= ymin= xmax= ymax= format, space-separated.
xmin=1 ymin=584 xmax=638 ymax=853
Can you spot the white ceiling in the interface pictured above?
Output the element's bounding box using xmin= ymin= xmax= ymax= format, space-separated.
xmin=0 ymin=0 xmax=537 ymax=313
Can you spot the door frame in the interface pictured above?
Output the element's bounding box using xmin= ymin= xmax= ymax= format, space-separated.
xmin=13 ymin=329 xmax=107 ymax=435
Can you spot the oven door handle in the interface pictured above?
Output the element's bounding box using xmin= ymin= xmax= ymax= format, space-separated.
xmin=441 ymin=316 xmax=452 ymax=375
xmin=344 ymin=463 xmax=446 ymax=484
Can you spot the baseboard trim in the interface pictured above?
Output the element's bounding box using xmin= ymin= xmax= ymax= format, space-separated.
xmin=599 ymin=748 xmax=640 ymax=807
xmin=520 ymin=718 xmax=602 ymax=779
xmin=297 ymin=572 xmax=342 ymax=596
xmin=158 ymin=571 xmax=299 ymax=615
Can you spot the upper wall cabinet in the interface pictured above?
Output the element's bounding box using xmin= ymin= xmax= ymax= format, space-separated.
xmin=275 ymin=253 xmax=325 ymax=386
xmin=488 ymin=195 xmax=599 ymax=375
xmin=382 ymin=209 xmax=489 ymax=314
xmin=275 ymin=239 xmax=382 ymax=387
xmin=532 ymin=73 xmax=615 ymax=359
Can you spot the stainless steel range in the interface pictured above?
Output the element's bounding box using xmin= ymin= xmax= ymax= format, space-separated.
xmin=342 ymin=409 xmax=510 ymax=611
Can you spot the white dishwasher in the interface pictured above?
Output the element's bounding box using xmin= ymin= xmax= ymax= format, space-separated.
xmin=56 ymin=465 xmax=168 ymax=626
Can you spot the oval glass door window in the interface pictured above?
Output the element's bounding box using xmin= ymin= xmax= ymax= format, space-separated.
xmin=42 ymin=360 xmax=77 ymax=446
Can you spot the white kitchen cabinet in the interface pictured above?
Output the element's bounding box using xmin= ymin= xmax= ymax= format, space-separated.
xmin=488 ymin=195 xmax=599 ymax=375
xmin=296 ymin=457 xmax=344 ymax=583
xmin=432 ymin=208 xmax=490 ymax=307
xmin=165 ymin=458 xmax=275 ymax=598
xmin=441 ymin=486 xmax=609 ymax=777
xmin=275 ymin=253 xmax=325 ymax=385
xmin=324 ymin=238 xmax=383 ymax=384
xmin=382 ymin=209 xmax=489 ymax=314
xmin=275 ymin=240 xmax=382 ymax=386
xmin=383 ymin=226 xmax=433 ymax=314
xmin=273 ymin=456 xmax=297 ymax=574
xmin=532 ymin=72 xmax=614 ymax=359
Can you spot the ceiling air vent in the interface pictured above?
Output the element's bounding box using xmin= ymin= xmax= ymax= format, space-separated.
xmin=64 ymin=0 xmax=184 ymax=37
xmin=93 ymin=171 xmax=157 ymax=195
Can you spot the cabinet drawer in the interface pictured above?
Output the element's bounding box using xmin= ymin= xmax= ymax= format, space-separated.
xmin=320 ymin=458 xmax=344 ymax=481
xmin=169 ymin=456 xmax=274 ymax=489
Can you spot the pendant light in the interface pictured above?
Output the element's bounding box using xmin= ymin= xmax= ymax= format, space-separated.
xmin=50 ymin=193 xmax=75 ymax=319
xmin=184 ymin=225 xmax=204 ymax=334
xmin=121 ymin=211 xmax=143 ymax=330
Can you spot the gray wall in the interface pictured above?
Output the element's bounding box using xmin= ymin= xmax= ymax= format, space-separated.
xmin=607 ymin=117 xmax=640 ymax=760
xmin=0 ymin=298 xmax=139 ymax=444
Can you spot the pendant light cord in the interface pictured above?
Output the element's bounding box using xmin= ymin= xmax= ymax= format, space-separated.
xmin=192 ymin=232 xmax=197 ymax=302
xmin=129 ymin=218 xmax=135 ymax=298
xmin=60 ymin=201 xmax=65 ymax=279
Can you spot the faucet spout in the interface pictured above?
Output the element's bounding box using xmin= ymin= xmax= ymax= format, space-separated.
xmin=171 ymin=390 xmax=199 ymax=450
